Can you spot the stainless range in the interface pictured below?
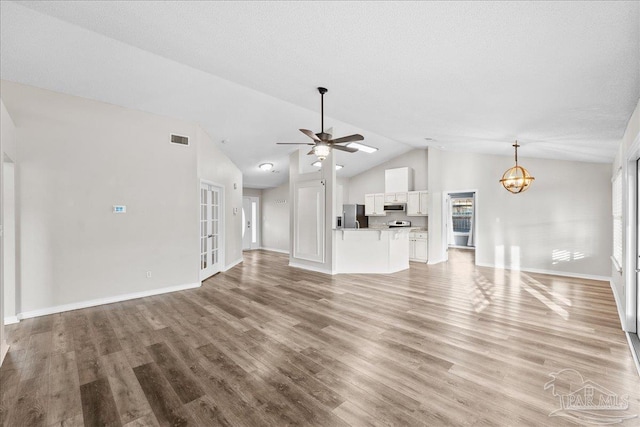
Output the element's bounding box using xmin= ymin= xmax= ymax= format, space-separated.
xmin=387 ymin=220 xmax=411 ymax=228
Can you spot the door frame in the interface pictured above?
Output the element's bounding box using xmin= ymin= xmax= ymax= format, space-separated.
xmin=624 ymin=135 xmax=640 ymax=333
xmin=199 ymin=179 xmax=225 ymax=281
xmin=442 ymin=189 xmax=479 ymax=263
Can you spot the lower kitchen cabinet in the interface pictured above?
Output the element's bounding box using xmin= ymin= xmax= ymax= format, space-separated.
xmin=409 ymin=232 xmax=428 ymax=263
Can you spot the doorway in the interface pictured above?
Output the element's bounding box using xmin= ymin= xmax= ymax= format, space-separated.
xmin=445 ymin=191 xmax=476 ymax=250
xmin=200 ymin=181 xmax=224 ymax=280
xmin=242 ymin=196 xmax=259 ymax=250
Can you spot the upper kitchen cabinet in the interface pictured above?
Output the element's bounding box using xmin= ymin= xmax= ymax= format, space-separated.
xmin=384 ymin=192 xmax=408 ymax=203
xmin=385 ymin=167 xmax=414 ymax=193
xmin=365 ymin=193 xmax=386 ymax=216
xmin=407 ymin=191 xmax=429 ymax=216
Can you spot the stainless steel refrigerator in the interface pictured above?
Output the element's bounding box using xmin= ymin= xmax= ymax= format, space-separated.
xmin=342 ymin=204 xmax=368 ymax=229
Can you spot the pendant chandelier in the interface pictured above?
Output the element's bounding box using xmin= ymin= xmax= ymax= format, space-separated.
xmin=500 ymin=141 xmax=534 ymax=194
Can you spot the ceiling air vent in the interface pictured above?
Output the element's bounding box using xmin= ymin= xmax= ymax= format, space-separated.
xmin=170 ymin=134 xmax=189 ymax=146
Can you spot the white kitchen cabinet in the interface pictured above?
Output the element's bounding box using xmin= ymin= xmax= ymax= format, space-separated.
xmin=384 ymin=192 xmax=408 ymax=203
xmin=365 ymin=193 xmax=386 ymax=216
xmin=385 ymin=167 xmax=414 ymax=193
xmin=409 ymin=232 xmax=428 ymax=263
xmin=407 ymin=191 xmax=429 ymax=216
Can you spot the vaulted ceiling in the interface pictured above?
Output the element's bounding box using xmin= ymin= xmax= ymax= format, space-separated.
xmin=1 ymin=1 xmax=638 ymax=188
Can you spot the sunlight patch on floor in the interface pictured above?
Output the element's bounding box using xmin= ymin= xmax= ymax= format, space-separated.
xmin=520 ymin=274 xmax=570 ymax=320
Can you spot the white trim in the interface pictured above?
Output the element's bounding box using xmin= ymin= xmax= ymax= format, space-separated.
xmin=260 ymin=247 xmax=290 ymax=254
xmin=475 ymin=262 xmax=611 ymax=282
xmin=625 ymin=332 xmax=640 ymax=377
xmin=442 ymin=188 xmax=480 ymax=265
xmin=223 ymin=257 xmax=243 ymax=272
xmin=611 ymin=255 xmax=623 ymax=274
xmin=610 ymin=279 xmax=626 ymax=329
xmin=3 ymin=316 xmax=19 ymax=325
xmin=288 ymin=261 xmax=334 ymax=275
xmin=16 ymin=282 xmax=200 ymax=320
xmin=0 ymin=341 xmax=8 ymax=367
xmin=428 ymin=257 xmax=447 ymax=265
xmin=623 ymin=139 xmax=640 ymax=334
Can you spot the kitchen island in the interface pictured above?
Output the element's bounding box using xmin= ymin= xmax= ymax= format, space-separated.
xmin=333 ymin=228 xmax=410 ymax=274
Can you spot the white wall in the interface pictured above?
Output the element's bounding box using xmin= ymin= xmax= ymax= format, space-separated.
xmin=243 ymin=188 xmax=262 ymax=198
xmin=611 ymin=99 xmax=640 ymax=331
xmin=427 ymin=147 xmax=444 ymax=263
xmin=429 ymin=149 xmax=612 ymax=278
xmin=262 ymin=182 xmax=289 ymax=253
xmin=289 ymin=148 xmax=337 ymax=274
xmin=1 ymin=80 xmax=242 ymax=317
xmin=196 ymin=126 xmax=244 ymax=269
xmin=3 ymin=163 xmax=16 ymax=321
xmin=0 ymin=98 xmax=17 ymax=362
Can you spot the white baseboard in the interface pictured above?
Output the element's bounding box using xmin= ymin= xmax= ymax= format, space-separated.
xmin=428 ymin=257 xmax=446 ymax=265
xmin=3 ymin=316 xmax=19 ymax=325
xmin=610 ymin=280 xmax=626 ymax=330
xmin=474 ymin=262 xmax=611 ymax=282
xmin=260 ymin=247 xmax=290 ymax=254
xmin=1 ymin=340 xmax=8 ymax=367
xmin=223 ymin=258 xmax=243 ymax=271
xmin=288 ymin=261 xmax=334 ymax=275
xmin=625 ymin=332 xmax=640 ymax=377
xmin=16 ymin=282 xmax=201 ymax=321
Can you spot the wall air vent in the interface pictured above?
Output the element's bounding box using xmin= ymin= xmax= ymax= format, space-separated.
xmin=170 ymin=134 xmax=189 ymax=146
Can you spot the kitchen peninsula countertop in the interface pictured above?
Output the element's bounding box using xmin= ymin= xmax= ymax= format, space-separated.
xmin=333 ymin=228 xmax=410 ymax=274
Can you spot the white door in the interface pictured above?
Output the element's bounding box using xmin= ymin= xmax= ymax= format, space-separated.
xmin=242 ymin=196 xmax=259 ymax=250
xmin=200 ymin=182 xmax=222 ymax=280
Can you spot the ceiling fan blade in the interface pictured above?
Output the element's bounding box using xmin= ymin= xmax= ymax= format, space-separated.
xmin=276 ymin=142 xmax=315 ymax=145
xmin=328 ymin=134 xmax=364 ymax=144
xmin=331 ymin=145 xmax=358 ymax=153
xmin=300 ymin=129 xmax=321 ymax=142
xmin=307 ymin=149 xmax=316 ymax=155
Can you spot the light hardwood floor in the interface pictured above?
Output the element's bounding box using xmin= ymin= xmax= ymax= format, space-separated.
xmin=1 ymin=249 xmax=638 ymax=426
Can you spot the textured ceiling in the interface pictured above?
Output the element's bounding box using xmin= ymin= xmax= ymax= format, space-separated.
xmin=1 ymin=1 xmax=638 ymax=188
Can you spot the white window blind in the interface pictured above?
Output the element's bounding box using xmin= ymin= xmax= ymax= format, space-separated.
xmin=612 ymin=169 xmax=622 ymax=271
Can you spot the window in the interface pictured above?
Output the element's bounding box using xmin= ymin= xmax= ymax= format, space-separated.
xmin=452 ymin=198 xmax=473 ymax=232
xmin=612 ymin=168 xmax=622 ymax=272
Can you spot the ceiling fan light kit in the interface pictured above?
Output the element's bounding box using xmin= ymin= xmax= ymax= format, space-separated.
xmin=500 ymin=141 xmax=535 ymax=194
xmin=313 ymin=145 xmax=331 ymax=161
xmin=277 ymin=87 xmax=364 ymax=160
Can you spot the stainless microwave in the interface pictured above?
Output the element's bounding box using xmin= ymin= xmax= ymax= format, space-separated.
xmin=383 ymin=203 xmax=406 ymax=212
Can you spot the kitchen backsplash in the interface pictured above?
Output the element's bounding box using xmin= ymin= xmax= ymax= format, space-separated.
xmin=367 ymin=211 xmax=427 ymax=229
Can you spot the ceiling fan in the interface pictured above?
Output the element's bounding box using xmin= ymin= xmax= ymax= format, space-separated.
xmin=277 ymin=87 xmax=363 ymax=160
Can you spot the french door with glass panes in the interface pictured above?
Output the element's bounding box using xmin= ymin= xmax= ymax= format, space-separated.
xmin=200 ymin=182 xmax=223 ymax=280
